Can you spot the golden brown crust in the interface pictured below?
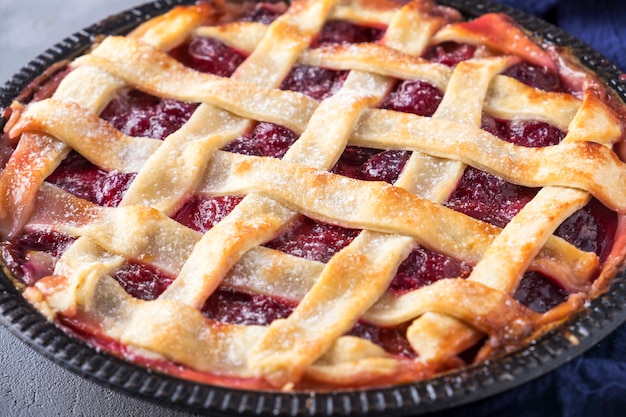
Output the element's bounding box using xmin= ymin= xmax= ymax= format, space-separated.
xmin=1 ymin=0 xmax=625 ymax=391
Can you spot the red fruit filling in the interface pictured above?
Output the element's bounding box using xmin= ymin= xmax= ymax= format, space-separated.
xmin=312 ymin=20 xmax=384 ymax=47
xmin=380 ymin=80 xmax=443 ymax=116
xmin=1 ymin=231 xmax=75 ymax=286
xmin=223 ymin=121 xmax=299 ymax=158
xmin=280 ymin=20 xmax=382 ymax=100
xmin=4 ymin=14 xmax=618 ymax=364
xmin=240 ymin=2 xmax=286 ymax=24
xmin=389 ymin=248 xmax=472 ymax=294
xmin=331 ymin=149 xmax=413 ymax=186
xmin=503 ymin=62 xmax=563 ymax=93
xmin=515 ymin=272 xmax=569 ymax=313
xmin=202 ymin=289 xmax=297 ymax=326
xmin=99 ymin=88 xmax=198 ymax=139
xmin=281 ymin=65 xmax=349 ymax=101
xmin=422 ymin=42 xmax=477 ymax=66
xmin=331 ymin=146 xmax=383 ymax=179
xmin=113 ymin=263 xmax=174 ymax=301
xmin=482 ymin=114 xmax=566 ymax=148
xmin=349 ymin=322 xmax=416 ymax=359
xmin=46 ymin=151 xmax=136 ymax=207
xmin=46 ymin=85 xmax=199 ymax=205
xmin=554 ymin=198 xmax=617 ymax=263
xmin=446 ymin=167 xmax=539 ymax=229
xmin=173 ymin=195 xmax=244 ymax=233
xmin=169 ymin=37 xmax=246 ymax=77
xmin=265 ymin=216 xmax=360 ymax=263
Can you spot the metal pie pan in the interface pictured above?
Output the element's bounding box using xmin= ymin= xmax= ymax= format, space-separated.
xmin=1 ymin=0 xmax=625 ymax=415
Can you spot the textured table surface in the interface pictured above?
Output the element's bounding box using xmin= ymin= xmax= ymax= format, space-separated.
xmin=0 ymin=1 xmax=625 ymax=417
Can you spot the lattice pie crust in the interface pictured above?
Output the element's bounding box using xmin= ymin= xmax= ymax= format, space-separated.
xmin=1 ymin=0 xmax=626 ymax=390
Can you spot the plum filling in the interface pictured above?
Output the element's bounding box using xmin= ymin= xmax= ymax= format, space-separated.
xmin=3 ymin=13 xmax=618 ymax=364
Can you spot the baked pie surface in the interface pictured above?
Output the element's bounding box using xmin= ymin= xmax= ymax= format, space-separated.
xmin=1 ymin=0 xmax=625 ymax=393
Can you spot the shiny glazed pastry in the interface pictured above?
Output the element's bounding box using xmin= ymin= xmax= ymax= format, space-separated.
xmin=1 ymin=0 xmax=626 ymax=391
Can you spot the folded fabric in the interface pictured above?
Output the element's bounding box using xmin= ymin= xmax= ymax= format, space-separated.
xmin=429 ymin=329 xmax=626 ymax=417
xmin=497 ymin=0 xmax=626 ymax=70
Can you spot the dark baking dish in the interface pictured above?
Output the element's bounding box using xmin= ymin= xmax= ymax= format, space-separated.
xmin=1 ymin=0 xmax=626 ymax=415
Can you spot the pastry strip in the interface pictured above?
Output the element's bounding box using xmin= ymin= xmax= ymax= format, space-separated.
xmin=31 ymin=243 xmax=555 ymax=384
xmin=5 ymin=0 xmax=625 ymax=389
xmin=16 ymin=96 xmax=625 ymax=212
xmin=24 ymin=181 xmax=594 ymax=324
xmin=407 ymin=86 xmax=623 ymax=363
xmin=162 ymin=72 xmax=393 ymax=307
xmin=0 ymin=6 xmax=210 ymax=237
xmin=76 ymin=37 xmax=318 ymax=134
xmin=352 ymin=108 xmax=626 ymax=211
xmin=245 ymin=2 xmax=473 ymax=385
xmin=245 ymin=1 xmax=558 ymax=383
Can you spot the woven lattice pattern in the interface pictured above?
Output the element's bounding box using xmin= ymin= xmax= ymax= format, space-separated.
xmin=1 ymin=0 xmax=625 ymax=390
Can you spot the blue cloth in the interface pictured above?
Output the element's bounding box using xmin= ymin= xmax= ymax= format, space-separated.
xmin=429 ymin=330 xmax=626 ymax=416
xmin=496 ymin=0 xmax=626 ymax=71
xmin=427 ymin=2 xmax=626 ymax=416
